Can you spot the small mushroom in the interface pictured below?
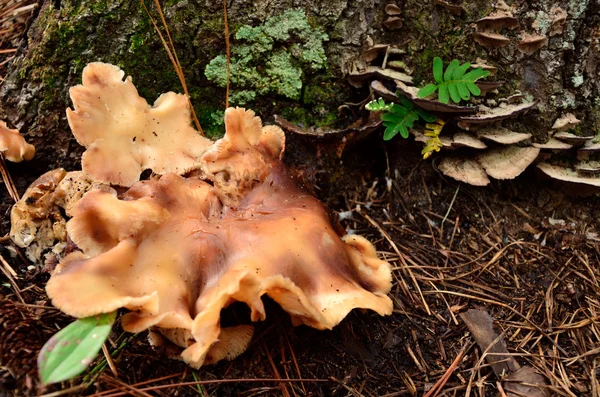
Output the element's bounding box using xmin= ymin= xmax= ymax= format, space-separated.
xmin=457 ymin=102 xmax=537 ymax=130
xmin=384 ymin=3 xmax=402 ymax=15
xmin=517 ymin=33 xmax=548 ymax=55
xmin=349 ymin=66 xmax=413 ymax=87
xmin=578 ymin=140 xmax=600 ymax=152
xmin=476 ymin=81 xmax=503 ymax=95
xmin=575 ymin=161 xmax=600 ymax=175
xmin=439 ymin=157 xmax=490 ymax=186
xmin=549 ymin=7 xmax=567 ymax=36
xmin=553 ymin=132 xmax=593 ymax=145
xmin=475 ymin=11 xmax=519 ymax=31
xmin=473 ymin=32 xmax=511 ymax=48
xmin=452 ymin=133 xmax=487 ymax=149
xmin=0 ymin=120 xmax=35 ymax=162
xmin=434 ymin=0 xmax=464 ymax=15
xmin=67 ymin=62 xmax=213 ymax=186
xmin=477 ymin=127 xmax=532 ymax=144
xmin=533 ymin=138 xmax=573 ymax=150
xmin=537 ymin=162 xmax=600 ymax=187
xmin=551 ymin=113 xmax=580 ymax=131
xmin=477 ymin=146 xmax=540 ymax=179
xmin=393 ymin=80 xmax=477 ymax=114
xmin=383 ymin=17 xmax=403 ymax=30
xmin=363 ymin=44 xmax=390 ymax=63
xmin=471 ymin=58 xmax=498 ymax=76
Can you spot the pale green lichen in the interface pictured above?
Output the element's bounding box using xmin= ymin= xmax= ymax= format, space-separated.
xmin=572 ymin=73 xmax=584 ymax=88
xmin=204 ymin=8 xmax=328 ymax=105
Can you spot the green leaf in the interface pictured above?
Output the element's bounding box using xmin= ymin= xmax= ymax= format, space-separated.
xmin=417 ymin=84 xmax=438 ymax=98
xmin=448 ymin=83 xmax=461 ymax=104
xmin=433 ymin=57 xmax=444 ymax=84
xmin=417 ymin=58 xmax=492 ymax=104
xmin=444 ymin=60 xmax=459 ymax=82
xmin=398 ymin=95 xmax=415 ymax=109
xmin=453 ymin=63 xmax=471 ymax=80
xmin=416 ymin=108 xmax=437 ymax=122
xmin=38 ymin=312 xmax=116 ymax=385
xmin=463 ymin=68 xmax=490 ymax=81
xmin=383 ymin=125 xmax=399 ymax=140
xmin=438 ymin=84 xmax=450 ymax=104
xmin=466 ymin=82 xmax=481 ymax=96
xmin=366 ymin=98 xmax=392 ymax=112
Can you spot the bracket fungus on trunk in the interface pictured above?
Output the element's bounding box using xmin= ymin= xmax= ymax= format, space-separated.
xmin=16 ymin=63 xmax=393 ymax=369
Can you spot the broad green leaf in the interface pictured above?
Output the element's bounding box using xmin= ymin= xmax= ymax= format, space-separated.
xmin=433 ymin=57 xmax=444 ymax=84
xmin=398 ymin=95 xmax=415 ymax=109
xmin=38 ymin=312 xmax=116 ymax=385
xmin=438 ymin=84 xmax=450 ymax=104
xmin=463 ymin=68 xmax=490 ymax=81
xmin=466 ymin=82 xmax=481 ymax=96
xmin=452 ymin=63 xmax=471 ymax=80
xmin=459 ymin=82 xmax=472 ymax=100
xmin=399 ymin=124 xmax=410 ymax=139
xmin=444 ymin=60 xmax=460 ymax=82
xmin=383 ymin=125 xmax=399 ymax=140
xmin=447 ymin=83 xmax=461 ymax=104
xmin=417 ymin=84 xmax=438 ymax=98
xmin=416 ymin=108 xmax=437 ymax=122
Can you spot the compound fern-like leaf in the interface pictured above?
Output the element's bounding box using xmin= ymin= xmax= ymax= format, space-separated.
xmin=366 ymin=96 xmax=436 ymax=141
xmin=417 ymin=57 xmax=491 ymax=104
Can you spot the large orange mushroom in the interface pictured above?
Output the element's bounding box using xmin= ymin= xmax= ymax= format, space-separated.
xmin=40 ymin=64 xmax=393 ymax=368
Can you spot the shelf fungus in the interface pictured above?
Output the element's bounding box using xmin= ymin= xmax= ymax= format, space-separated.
xmin=0 ymin=120 xmax=35 ymax=163
xmin=36 ymin=64 xmax=393 ymax=369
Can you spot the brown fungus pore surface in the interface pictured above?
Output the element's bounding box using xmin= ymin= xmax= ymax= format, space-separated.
xmin=67 ymin=63 xmax=212 ymax=187
xmin=46 ymin=105 xmax=393 ymax=368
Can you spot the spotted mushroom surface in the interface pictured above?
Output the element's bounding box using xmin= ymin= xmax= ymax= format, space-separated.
xmin=44 ymin=69 xmax=393 ymax=369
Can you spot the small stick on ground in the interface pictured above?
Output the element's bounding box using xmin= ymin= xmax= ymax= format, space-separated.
xmin=424 ymin=342 xmax=470 ymax=397
xmin=0 ymin=152 xmax=19 ymax=201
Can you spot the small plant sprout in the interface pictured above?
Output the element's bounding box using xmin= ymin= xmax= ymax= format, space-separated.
xmin=418 ymin=57 xmax=490 ymax=104
xmin=366 ymin=96 xmax=437 ymax=140
xmin=421 ymin=119 xmax=446 ymax=159
xmin=38 ymin=312 xmax=116 ymax=385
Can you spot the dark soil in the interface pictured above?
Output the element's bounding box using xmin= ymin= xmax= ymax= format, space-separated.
xmin=1 ymin=132 xmax=599 ymax=396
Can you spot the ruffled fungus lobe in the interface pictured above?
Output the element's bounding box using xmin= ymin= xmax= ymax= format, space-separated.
xmin=67 ymin=63 xmax=212 ymax=186
xmin=10 ymin=169 xmax=109 ymax=262
xmin=46 ymin=107 xmax=393 ymax=368
xmin=0 ymin=120 xmax=35 ymax=162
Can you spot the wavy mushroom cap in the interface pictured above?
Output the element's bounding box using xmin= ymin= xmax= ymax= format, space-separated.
xmin=67 ymin=63 xmax=213 ymax=186
xmin=0 ymin=121 xmax=35 ymax=162
xmin=47 ymin=107 xmax=392 ymax=369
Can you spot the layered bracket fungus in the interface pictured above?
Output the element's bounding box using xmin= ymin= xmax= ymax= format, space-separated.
xmin=12 ymin=63 xmax=393 ymax=369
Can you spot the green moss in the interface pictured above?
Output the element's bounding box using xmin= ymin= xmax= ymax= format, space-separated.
xmin=204 ymin=8 xmax=328 ymax=105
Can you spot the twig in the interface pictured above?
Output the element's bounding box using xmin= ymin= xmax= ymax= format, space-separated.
xmin=424 ymin=342 xmax=470 ymax=397
xmin=441 ymin=183 xmax=460 ymax=231
xmin=140 ymin=0 xmax=203 ymax=134
xmin=223 ymin=0 xmax=230 ymax=107
xmin=0 ymin=152 xmax=19 ymax=201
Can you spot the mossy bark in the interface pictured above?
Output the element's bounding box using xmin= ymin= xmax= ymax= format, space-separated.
xmin=1 ymin=0 xmax=599 ymax=228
